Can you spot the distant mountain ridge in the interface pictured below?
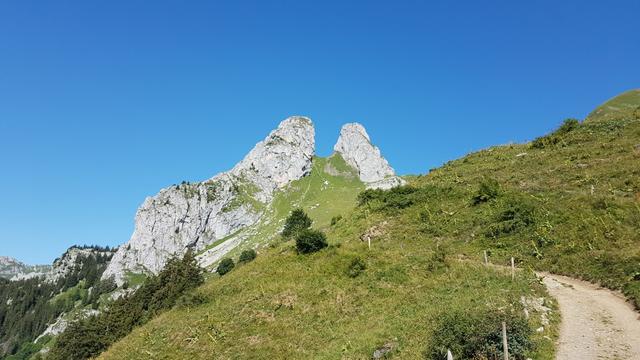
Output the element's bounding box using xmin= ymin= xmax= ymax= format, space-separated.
xmin=0 ymin=245 xmax=116 ymax=358
xmin=0 ymin=256 xmax=50 ymax=280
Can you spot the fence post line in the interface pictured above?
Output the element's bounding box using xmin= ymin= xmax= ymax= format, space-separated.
xmin=502 ymin=321 xmax=509 ymax=360
xmin=510 ymin=257 xmax=515 ymax=280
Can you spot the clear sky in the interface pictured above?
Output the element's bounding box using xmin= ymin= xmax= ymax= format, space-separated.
xmin=1 ymin=1 xmax=638 ymax=264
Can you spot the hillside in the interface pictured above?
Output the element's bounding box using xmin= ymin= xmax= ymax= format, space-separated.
xmin=408 ymin=89 xmax=640 ymax=307
xmin=587 ymin=89 xmax=640 ymax=122
xmin=96 ymin=90 xmax=640 ymax=359
xmin=99 ymin=215 xmax=557 ymax=359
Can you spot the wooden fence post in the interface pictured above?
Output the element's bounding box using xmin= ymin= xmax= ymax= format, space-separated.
xmin=447 ymin=349 xmax=453 ymax=360
xmin=502 ymin=321 xmax=509 ymax=360
xmin=510 ymin=257 xmax=515 ymax=280
xmin=483 ymin=250 xmax=488 ymax=265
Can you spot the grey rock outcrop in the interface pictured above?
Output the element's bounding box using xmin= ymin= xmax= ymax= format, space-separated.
xmin=333 ymin=123 xmax=405 ymax=189
xmin=46 ymin=246 xmax=115 ymax=283
xmin=102 ymin=117 xmax=315 ymax=284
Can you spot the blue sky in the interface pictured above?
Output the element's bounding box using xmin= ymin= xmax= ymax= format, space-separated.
xmin=1 ymin=1 xmax=638 ymax=264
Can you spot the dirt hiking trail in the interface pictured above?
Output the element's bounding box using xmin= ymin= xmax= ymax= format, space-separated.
xmin=540 ymin=273 xmax=640 ymax=360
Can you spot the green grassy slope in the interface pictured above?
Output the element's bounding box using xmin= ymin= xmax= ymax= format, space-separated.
xmin=100 ymin=90 xmax=639 ymax=359
xmin=407 ymin=90 xmax=640 ymax=307
xmin=101 ymin=217 xmax=555 ymax=359
xmin=587 ymin=89 xmax=640 ymax=122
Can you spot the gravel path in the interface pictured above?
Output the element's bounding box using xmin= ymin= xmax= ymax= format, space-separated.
xmin=540 ymin=273 xmax=640 ymax=360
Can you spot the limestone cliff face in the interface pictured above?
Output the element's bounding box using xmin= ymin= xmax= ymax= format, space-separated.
xmin=333 ymin=123 xmax=405 ymax=189
xmin=102 ymin=117 xmax=315 ymax=284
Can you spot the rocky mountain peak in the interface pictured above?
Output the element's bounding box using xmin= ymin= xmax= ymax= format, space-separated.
xmin=101 ymin=117 xmax=405 ymax=285
xmin=228 ymin=116 xmax=315 ymax=201
xmin=102 ymin=116 xmax=316 ymax=284
xmin=334 ymin=123 xmax=405 ymax=189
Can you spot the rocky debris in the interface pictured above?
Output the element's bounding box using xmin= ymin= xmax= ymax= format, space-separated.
xmin=372 ymin=340 xmax=398 ymax=359
xmin=334 ymin=123 xmax=405 ymax=189
xmin=0 ymin=256 xmax=50 ymax=280
xmin=520 ymin=296 xmax=551 ymax=326
xmin=360 ymin=221 xmax=389 ymax=243
xmin=102 ymin=117 xmax=315 ymax=285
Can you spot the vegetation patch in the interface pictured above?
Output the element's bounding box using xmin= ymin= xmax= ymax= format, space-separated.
xmin=216 ymin=258 xmax=235 ymax=276
xmin=295 ymin=229 xmax=328 ymax=254
xmin=345 ymin=256 xmax=366 ymax=278
xmin=282 ymin=208 xmax=313 ymax=239
xmin=425 ymin=308 xmax=533 ymax=360
xmin=238 ymin=249 xmax=257 ymax=264
xmin=531 ymin=118 xmax=581 ymax=149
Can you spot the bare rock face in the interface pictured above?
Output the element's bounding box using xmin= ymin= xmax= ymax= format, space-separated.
xmin=228 ymin=116 xmax=315 ymax=202
xmin=45 ymin=246 xmax=114 ymax=283
xmin=333 ymin=123 xmax=405 ymax=189
xmin=102 ymin=117 xmax=315 ymax=284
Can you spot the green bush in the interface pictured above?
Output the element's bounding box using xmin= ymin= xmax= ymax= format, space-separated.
xmin=330 ymin=215 xmax=343 ymax=226
xmin=239 ymin=249 xmax=257 ymax=264
xmin=557 ymin=118 xmax=580 ymax=135
xmin=486 ymin=195 xmax=536 ymax=238
xmin=425 ymin=308 xmax=533 ymax=360
xmin=346 ymin=257 xmax=366 ymax=278
xmin=282 ymin=208 xmax=313 ymax=239
xmin=357 ymin=186 xmax=420 ymax=210
xmin=295 ymin=229 xmax=328 ymax=254
xmin=357 ymin=188 xmax=385 ymax=206
xmin=531 ymin=135 xmax=559 ymax=149
xmin=472 ymin=178 xmax=501 ymax=205
xmin=531 ymin=118 xmax=580 ymax=149
xmin=217 ymin=258 xmax=235 ymax=276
